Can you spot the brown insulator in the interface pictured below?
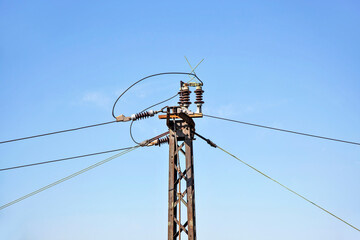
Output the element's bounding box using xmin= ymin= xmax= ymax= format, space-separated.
xmin=131 ymin=110 xmax=155 ymax=121
xmin=178 ymin=86 xmax=192 ymax=107
xmin=154 ymin=135 xmax=169 ymax=146
xmin=194 ymin=88 xmax=204 ymax=104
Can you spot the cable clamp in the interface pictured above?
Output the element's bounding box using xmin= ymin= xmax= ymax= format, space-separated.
xmin=115 ymin=115 xmax=131 ymax=122
xmin=139 ymin=140 xmax=151 ymax=147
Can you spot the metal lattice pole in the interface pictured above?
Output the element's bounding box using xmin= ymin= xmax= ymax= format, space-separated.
xmin=168 ymin=119 xmax=197 ymax=240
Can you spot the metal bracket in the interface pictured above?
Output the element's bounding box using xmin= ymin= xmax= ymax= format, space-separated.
xmin=115 ymin=115 xmax=131 ymax=122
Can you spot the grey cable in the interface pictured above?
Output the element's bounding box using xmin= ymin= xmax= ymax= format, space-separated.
xmin=203 ymin=114 xmax=360 ymax=146
xmin=0 ymin=146 xmax=140 ymax=211
xmin=0 ymin=121 xmax=116 ymax=145
xmin=0 ymin=147 xmax=134 ymax=171
xmin=194 ymin=131 xmax=360 ymax=233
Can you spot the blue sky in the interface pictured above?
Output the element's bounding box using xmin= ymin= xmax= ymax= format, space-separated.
xmin=0 ymin=0 xmax=359 ymax=239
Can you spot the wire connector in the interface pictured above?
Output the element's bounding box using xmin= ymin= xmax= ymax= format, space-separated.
xmin=139 ymin=139 xmax=151 ymax=147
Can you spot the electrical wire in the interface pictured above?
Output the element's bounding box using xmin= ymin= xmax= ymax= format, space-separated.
xmin=0 ymin=72 xmax=201 ymax=145
xmin=129 ymin=121 xmax=140 ymax=145
xmin=0 ymin=83 xmax=179 ymax=171
xmin=130 ymin=92 xmax=179 ymax=145
xmin=0 ymin=121 xmax=116 ymax=145
xmin=194 ymin=131 xmax=360 ymax=233
xmin=0 ymin=147 xmax=133 ymax=172
xmin=112 ymin=72 xmax=203 ymax=119
xmin=0 ymin=146 xmax=140 ymax=211
xmin=203 ymin=114 xmax=360 ymax=146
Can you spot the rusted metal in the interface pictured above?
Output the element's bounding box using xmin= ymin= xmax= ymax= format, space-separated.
xmin=177 ymin=113 xmax=195 ymax=129
xmin=184 ymin=125 xmax=196 ymax=239
xmin=168 ymin=112 xmax=197 ymax=240
xmin=168 ymin=130 xmax=177 ymax=239
xmin=158 ymin=113 xmax=203 ymax=119
xmin=166 ymin=107 xmax=173 ymax=129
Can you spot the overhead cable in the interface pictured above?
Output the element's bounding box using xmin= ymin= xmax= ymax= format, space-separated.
xmin=0 ymin=130 xmax=170 ymax=172
xmin=0 ymin=146 xmax=139 ymax=211
xmin=194 ymin=131 xmax=360 ymax=233
xmin=0 ymin=121 xmax=116 ymax=145
xmin=0 ymin=72 xmax=201 ymax=146
xmin=0 ymin=147 xmax=133 ymax=172
xmin=112 ymin=72 xmax=203 ymax=119
xmin=203 ymin=114 xmax=360 ymax=146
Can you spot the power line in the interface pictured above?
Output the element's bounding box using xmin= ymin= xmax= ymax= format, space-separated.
xmin=0 ymin=146 xmax=139 ymax=211
xmin=0 ymin=73 xmax=188 ymax=146
xmin=1 ymin=72 xmax=203 ymax=146
xmin=194 ymin=131 xmax=360 ymax=233
xmin=0 ymin=120 xmax=116 ymax=145
xmin=141 ymin=93 xmax=179 ymax=113
xmin=112 ymin=72 xmax=203 ymax=119
xmin=0 ymin=92 xmax=177 ymax=171
xmin=0 ymin=147 xmax=133 ymax=172
xmin=0 ymin=130 xmax=170 ymax=172
xmin=203 ymin=114 xmax=360 ymax=146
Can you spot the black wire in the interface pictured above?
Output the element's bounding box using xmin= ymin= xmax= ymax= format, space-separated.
xmin=0 ymin=147 xmax=134 ymax=171
xmin=112 ymin=72 xmax=203 ymax=119
xmin=130 ymin=93 xmax=179 ymax=144
xmin=0 ymin=121 xmax=117 ymax=145
xmin=193 ymin=130 xmax=360 ymax=232
xmin=0 ymin=72 xmax=201 ymax=145
xmin=129 ymin=121 xmax=140 ymax=145
xmin=203 ymin=114 xmax=360 ymax=146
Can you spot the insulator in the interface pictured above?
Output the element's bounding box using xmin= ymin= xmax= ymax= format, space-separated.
xmin=153 ymin=135 xmax=169 ymax=147
xmin=194 ymin=87 xmax=204 ymax=104
xmin=131 ymin=110 xmax=155 ymax=121
xmin=194 ymin=86 xmax=204 ymax=113
xmin=178 ymin=86 xmax=191 ymax=107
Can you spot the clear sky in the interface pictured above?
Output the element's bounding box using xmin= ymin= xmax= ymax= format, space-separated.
xmin=0 ymin=0 xmax=359 ymax=239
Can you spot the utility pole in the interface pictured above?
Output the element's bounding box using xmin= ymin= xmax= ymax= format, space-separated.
xmin=115 ymin=74 xmax=204 ymax=240
xmin=158 ymin=80 xmax=204 ymax=240
xmin=167 ymin=109 xmax=196 ymax=240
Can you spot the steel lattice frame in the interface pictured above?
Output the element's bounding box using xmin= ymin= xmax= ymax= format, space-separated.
xmin=168 ymin=119 xmax=197 ymax=240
